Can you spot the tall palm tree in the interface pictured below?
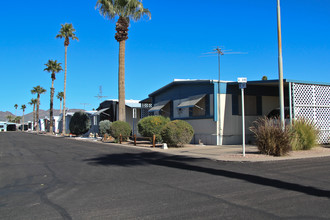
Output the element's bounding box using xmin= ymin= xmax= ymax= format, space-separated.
xmin=14 ymin=104 xmax=18 ymax=116
xmin=31 ymin=86 xmax=46 ymax=132
xmin=21 ymin=104 xmax=26 ymax=131
xmin=96 ymin=0 xmax=151 ymax=121
xmin=6 ymin=115 xmax=14 ymax=122
xmin=56 ymin=23 xmax=78 ymax=135
xmin=56 ymin=91 xmax=64 ymax=115
xmin=28 ymin=98 xmax=38 ymax=130
xmin=44 ymin=60 xmax=63 ymax=133
xmin=15 ymin=116 xmax=21 ymax=124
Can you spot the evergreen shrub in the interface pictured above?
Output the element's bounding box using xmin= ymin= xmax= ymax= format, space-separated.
xmin=161 ymin=120 xmax=194 ymax=147
xmin=110 ymin=121 xmax=131 ymax=142
xmin=291 ymin=119 xmax=318 ymax=150
xmin=99 ymin=120 xmax=112 ymax=136
xmin=69 ymin=111 xmax=91 ymax=135
xmin=137 ymin=116 xmax=170 ymax=142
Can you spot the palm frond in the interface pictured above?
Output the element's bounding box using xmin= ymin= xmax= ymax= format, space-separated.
xmin=96 ymin=0 xmax=151 ymax=22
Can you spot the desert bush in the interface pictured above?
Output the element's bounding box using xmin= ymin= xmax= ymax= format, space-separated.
xmin=250 ymin=116 xmax=291 ymax=156
xmin=110 ymin=121 xmax=131 ymax=142
xmin=291 ymin=119 xmax=318 ymax=150
xmin=99 ymin=120 xmax=112 ymax=136
xmin=137 ymin=116 xmax=170 ymax=142
xmin=69 ymin=111 xmax=91 ymax=135
xmin=161 ymin=120 xmax=194 ymax=147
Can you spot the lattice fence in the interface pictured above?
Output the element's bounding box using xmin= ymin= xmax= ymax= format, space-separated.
xmin=141 ymin=103 xmax=152 ymax=118
xmin=292 ymin=83 xmax=330 ymax=144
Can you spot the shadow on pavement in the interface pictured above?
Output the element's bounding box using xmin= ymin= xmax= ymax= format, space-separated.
xmin=84 ymin=152 xmax=330 ymax=199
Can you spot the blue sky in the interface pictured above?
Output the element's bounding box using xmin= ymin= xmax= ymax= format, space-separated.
xmin=1 ymin=0 xmax=329 ymax=115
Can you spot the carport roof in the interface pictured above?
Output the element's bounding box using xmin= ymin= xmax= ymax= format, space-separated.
xmin=228 ymin=79 xmax=330 ymax=87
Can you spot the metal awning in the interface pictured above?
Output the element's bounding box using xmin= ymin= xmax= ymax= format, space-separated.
xmin=148 ymin=100 xmax=170 ymax=112
xmin=93 ymin=108 xmax=110 ymax=116
xmin=177 ymin=94 xmax=206 ymax=108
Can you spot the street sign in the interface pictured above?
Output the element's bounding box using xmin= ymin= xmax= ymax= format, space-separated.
xmin=237 ymin=77 xmax=247 ymax=83
xmin=239 ymin=83 xmax=246 ymax=89
xmin=133 ymin=108 xmax=137 ymax=119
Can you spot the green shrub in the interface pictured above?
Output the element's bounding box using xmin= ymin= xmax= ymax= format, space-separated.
xmin=161 ymin=120 xmax=194 ymax=147
xmin=137 ymin=116 xmax=170 ymax=142
xmin=249 ymin=117 xmax=291 ymax=156
xmin=99 ymin=120 xmax=112 ymax=136
xmin=110 ymin=121 xmax=131 ymax=142
xmin=291 ymin=119 xmax=318 ymax=150
xmin=69 ymin=111 xmax=91 ymax=135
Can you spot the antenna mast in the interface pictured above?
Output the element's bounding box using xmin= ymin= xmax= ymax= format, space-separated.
xmin=95 ymin=86 xmax=108 ymax=102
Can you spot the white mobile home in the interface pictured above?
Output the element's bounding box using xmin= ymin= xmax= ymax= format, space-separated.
xmin=141 ymin=79 xmax=330 ymax=145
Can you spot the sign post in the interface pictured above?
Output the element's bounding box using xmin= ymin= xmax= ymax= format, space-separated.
xmin=132 ymin=108 xmax=137 ymax=135
xmin=237 ymin=77 xmax=247 ymax=157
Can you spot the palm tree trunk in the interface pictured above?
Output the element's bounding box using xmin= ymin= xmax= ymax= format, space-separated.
xmin=118 ymin=40 xmax=126 ymax=121
xmin=62 ymin=46 xmax=67 ymax=135
xmin=36 ymin=95 xmax=40 ymax=132
xmin=60 ymin=100 xmax=62 ymax=115
xmin=33 ymin=104 xmax=36 ymax=130
xmin=50 ymin=79 xmax=55 ymax=133
xmin=22 ymin=111 xmax=24 ymax=131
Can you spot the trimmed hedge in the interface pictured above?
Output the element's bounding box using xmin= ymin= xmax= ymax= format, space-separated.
xmin=137 ymin=116 xmax=170 ymax=142
xmin=69 ymin=111 xmax=91 ymax=136
xmin=161 ymin=120 xmax=194 ymax=147
xmin=250 ymin=117 xmax=291 ymax=156
xmin=110 ymin=121 xmax=131 ymax=142
xmin=99 ymin=120 xmax=112 ymax=136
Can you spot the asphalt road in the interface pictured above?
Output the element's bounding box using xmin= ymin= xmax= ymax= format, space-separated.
xmin=1 ymin=132 xmax=330 ymax=220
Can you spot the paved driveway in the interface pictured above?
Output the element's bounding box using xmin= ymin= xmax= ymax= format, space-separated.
xmin=1 ymin=132 xmax=330 ymax=219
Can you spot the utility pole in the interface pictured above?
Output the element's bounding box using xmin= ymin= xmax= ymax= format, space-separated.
xmin=277 ymin=0 xmax=285 ymax=129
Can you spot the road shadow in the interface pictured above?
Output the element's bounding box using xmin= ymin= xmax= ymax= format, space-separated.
xmin=84 ymin=152 xmax=330 ymax=199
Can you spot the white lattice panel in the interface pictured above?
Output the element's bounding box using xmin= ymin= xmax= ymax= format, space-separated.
xmin=293 ymin=83 xmax=330 ymax=144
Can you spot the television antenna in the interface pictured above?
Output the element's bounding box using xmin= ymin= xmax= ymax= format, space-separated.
xmin=95 ymin=86 xmax=108 ymax=102
xmin=201 ymin=46 xmax=247 ymax=82
xmin=201 ymin=46 xmax=246 ymax=146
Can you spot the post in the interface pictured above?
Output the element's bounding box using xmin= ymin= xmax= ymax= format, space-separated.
xmin=152 ymin=134 xmax=156 ymax=148
xmin=289 ymin=82 xmax=293 ymax=126
xmin=238 ymin=77 xmax=247 ymax=157
xmin=277 ymin=0 xmax=285 ymax=130
xmin=241 ymin=88 xmax=246 ymax=157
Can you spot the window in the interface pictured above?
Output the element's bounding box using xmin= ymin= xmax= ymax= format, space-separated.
xmin=174 ymin=94 xmax=210 ymax=118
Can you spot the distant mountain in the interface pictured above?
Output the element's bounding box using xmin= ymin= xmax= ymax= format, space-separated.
xmin=24 ymin=109 xmax=84 ymax=122
xmin=0 ymin=109 xmax=84 ymax=122
xmin=0 ymin=111 xmax=15 ymax=121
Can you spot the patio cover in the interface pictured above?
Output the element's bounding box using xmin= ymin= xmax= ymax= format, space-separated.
xmin=93 ymin=108 xmax=110 ymax=116
xmin=148 ymin=100 xmax=170 ymax=112
xmin=177 ymin=94 xmax=206 ymax=108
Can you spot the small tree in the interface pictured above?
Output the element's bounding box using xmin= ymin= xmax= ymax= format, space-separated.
xmin=262 ymin=76 xmax=268 ymax=80
xmin=110 ymin=121 xmax=131 ymax=142
xmin=69 ymin=111 xmax=91 ymax=135
xmin=161 ymin=120 xmax=194 ymax=147
xmin=99 ymin=120 xmax=112 ymax=136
